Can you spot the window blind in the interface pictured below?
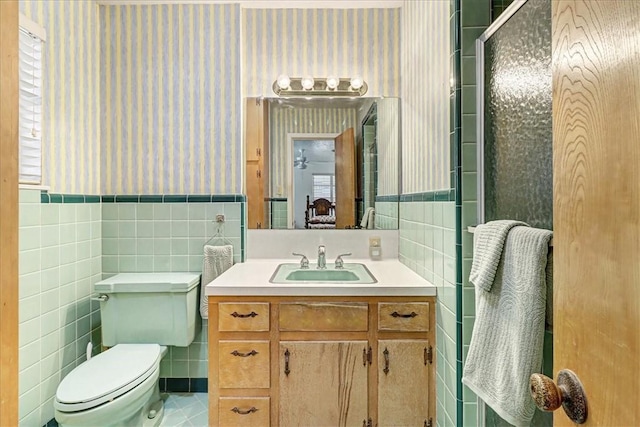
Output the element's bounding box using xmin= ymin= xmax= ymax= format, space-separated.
xmin=18 ymin=27 xmax=43 ymax=184
xmin=313 ymin=174 xmax=335 ymax=202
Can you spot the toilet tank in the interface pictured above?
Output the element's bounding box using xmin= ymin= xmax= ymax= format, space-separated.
xmin=95 ymin=273 xmax=201 ymax=347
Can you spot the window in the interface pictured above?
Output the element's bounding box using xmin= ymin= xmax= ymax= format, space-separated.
xmin=18 ymin=15 xmax=45 ymax=185
xmin=313 ymin=174 xmax=335 ymax=202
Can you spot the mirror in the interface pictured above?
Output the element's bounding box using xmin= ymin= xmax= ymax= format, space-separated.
xmin=245 ymin=97 xmax=400 ymax=230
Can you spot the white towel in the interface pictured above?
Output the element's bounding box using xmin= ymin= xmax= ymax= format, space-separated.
xmin=469 ymin=220 xmax=528 ymax=292
xmin=462 ymin=225 xmax=552 ymax=427
xmin=360 ymin=207 xmax=375 ymax=229
xmin=200 ymin=244 xmax=233 ymax=319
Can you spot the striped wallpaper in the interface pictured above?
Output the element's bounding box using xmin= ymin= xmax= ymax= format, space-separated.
xmin=401 ymin=0 xmax=451 ymax=193
xmin=20 ymin=0 xmax=101 ymax=194
xmin=269 ymin=106 xmax=357 ymax=197
xmin=376 ymin=97 xmax=400 ymax=196
xmin=100 ymin=4 xmax=242 ymax=195
xmin=243 ymin=8 xmax=401 ymax=97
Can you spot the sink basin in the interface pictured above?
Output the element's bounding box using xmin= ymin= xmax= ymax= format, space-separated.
xmin=270 ymin=263 xmax=377 ymax=284
xmin=286 ymin=269 xmax=359 ymax=282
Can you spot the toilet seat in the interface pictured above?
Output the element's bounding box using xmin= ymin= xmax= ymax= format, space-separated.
xmin=55 ymin=344 xmax=162 ymax=413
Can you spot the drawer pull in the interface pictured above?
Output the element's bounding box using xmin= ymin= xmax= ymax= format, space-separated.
xmin=231 ymin=406 xmax=258 ymax=415
xmin=284 ymin=348 xmax=290 ymax=376
xmin=230 ymin=350 xmax=259 ymax=357
xmin=231 ymin=311 xmax=258 ymax=318
xmin=390 ymin=311 xmax=418 ymax=318
xmin=383 ymin=347 xmax=390 ymax=375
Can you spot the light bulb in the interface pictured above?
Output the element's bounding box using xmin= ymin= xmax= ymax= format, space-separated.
xmin=326 ymin=76 xmax=339 ymax=90
xmin=301 ymin=76 xmax=315 ymax=90
xmin=350 ymin=75 xmax=364 ymax=90
xmin=277 ymin=74 xmax=291 ymax=90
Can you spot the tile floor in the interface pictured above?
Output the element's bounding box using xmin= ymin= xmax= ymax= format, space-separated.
xmin=159 ymin=393 xmax=208 ymax=427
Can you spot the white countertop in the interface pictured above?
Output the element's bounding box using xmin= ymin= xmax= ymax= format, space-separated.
xmin=205 ymin=259 xmax=437 ymax=297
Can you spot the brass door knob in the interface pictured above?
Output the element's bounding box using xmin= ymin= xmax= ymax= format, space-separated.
xmin=529 ymin=369 xmax=588 ymax=424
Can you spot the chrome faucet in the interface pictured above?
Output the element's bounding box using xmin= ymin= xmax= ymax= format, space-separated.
xmin=292 ymin=253 xmax=309 ymax=269
xmin=334 ymin=253 xmax=352 ymax=269
xmin=317 ymin=245 xmax=326 ymax=269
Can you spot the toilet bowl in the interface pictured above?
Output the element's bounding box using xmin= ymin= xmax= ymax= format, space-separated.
xmin=54 ymin=273 xmax=201 ymax=427
xmin=54 ymin=344 xmax=167 ymax=427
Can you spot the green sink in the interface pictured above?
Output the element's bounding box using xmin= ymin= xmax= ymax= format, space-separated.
xmin=286 ymin=269 xmax=359 ymax=282
xmin=270 ymin=263 xmax=377 ymax=284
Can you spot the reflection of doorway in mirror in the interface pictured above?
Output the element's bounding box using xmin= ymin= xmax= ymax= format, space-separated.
xmin=291 ymin=138 xmax=335 ymax=229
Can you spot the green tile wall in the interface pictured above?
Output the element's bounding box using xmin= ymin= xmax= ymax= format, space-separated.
xmin=398 ymin=200 xmax=457 ymax=426
xmin=18 ymin=189 xmax=103 ymax=427
xmin=373 ymin=201 xmax=399 ymax=230
xmin=270 ymin=200 xmax=288 ymax=229
xmin=100 ymin=199 xmax=244 ymax=379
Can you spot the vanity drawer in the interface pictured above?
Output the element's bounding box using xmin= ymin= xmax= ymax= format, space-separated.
xmin=279 ymin=302 xmax=368 ymax=331
xmin=378 ymin=302 xmax=430 ymax=332
xmin=218 ymin=303 xmax=270 ymax=331
xmin=218 ymin=341 xmax=270 ymax=388
xmin=219 ymin=397 xmax=270 ymax=427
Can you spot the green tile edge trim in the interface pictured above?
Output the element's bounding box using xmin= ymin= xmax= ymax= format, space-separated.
xmin=40 ymin=192 xmax=102 ymax=204
xmin=375 ymin=195 xmax=400 ymax=202
xmin=240 ymin=201 xmax=246 ymax=262
xmin=40 ymin=192 xmax=247 ymax=204
xmin=399 ymin=190 xmax=456 ymax=202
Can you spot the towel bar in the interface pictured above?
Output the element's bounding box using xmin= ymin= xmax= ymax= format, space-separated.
xmin=467 ymin=226 xmax=553 ymax=247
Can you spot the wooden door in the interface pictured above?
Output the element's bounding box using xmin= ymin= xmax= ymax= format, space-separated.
xmin=245 ymin=98 xmax=269 ymax=229
xmin=335 ymin=128 xmax=356 ymax=228
xmin=0 ymin=1 xmax=19 ymax=425
xmin=279 ymin=341 xmax=368 ymax=426
xmin=552 ymin=1 xmax=640 ymax=425
xmin=378 ymin=340 xmax=430 ymax=427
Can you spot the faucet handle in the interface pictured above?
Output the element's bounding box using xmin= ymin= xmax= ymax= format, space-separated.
xmin=334 ymin=253 xmax=352 ymax=269
xmin=292 ymin=253 xmax=309 ymax=269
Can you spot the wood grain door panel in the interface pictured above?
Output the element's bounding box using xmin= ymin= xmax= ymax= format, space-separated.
xmin=335 ymin=128 xmax=356 ymax=229
xmin=279 ymin=341 xmax=368 ymax=426
xmin=378 ymin=340 xmax=430 ymax=427
xmin=553 ymin=1 xmax=640 ymax=425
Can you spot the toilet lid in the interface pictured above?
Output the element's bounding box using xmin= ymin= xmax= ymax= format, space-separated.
xmin=55 ymin=344 xmax=161 ymax=411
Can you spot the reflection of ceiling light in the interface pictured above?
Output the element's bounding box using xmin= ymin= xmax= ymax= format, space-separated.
xmin=294 ymin=149 xmax=308 ymax=169
xmin=350 ymin=75 xmax=364 ymax=90
xmin=301 ymin=76 xmax=315 ymax=90
xmin=272 ymin=75 xmax=368 ymax=97
xmin=326 ymin=76 xmax=339 ymax=90
xmin=276 ymin=74 xmax=291 ymax=90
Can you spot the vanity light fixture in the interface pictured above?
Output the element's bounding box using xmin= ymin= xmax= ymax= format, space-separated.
xmin=276 ymin=74 xmax=291 ymax=90
xmin=325 ymin=75 xmax=339 ymax=90
xmin=350 ymin=75 xmax=364 ymax=90
xmin=272 ymin=75 xmax=368 ymax=97
xmin=300 ymin=76 xmax=315 ymax=90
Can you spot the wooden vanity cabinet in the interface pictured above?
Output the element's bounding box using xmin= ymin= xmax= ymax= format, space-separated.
xmin=208 ymin=296 xmax=435 ymax=427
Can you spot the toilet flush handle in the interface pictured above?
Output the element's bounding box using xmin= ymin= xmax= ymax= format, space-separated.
xmin=91 ymin=294 xmax=109 ymax=302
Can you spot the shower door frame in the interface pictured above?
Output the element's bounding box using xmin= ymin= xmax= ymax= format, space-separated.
xmin=474 ymin=0 xmax=530 ymax=424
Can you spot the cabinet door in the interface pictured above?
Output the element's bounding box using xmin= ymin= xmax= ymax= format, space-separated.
xmin=378 ymin=340 xmax=431 ymax=427
xmin=279 ymin=341 xmax=368 ymax=427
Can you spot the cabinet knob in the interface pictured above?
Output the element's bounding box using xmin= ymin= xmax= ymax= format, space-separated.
xmin=529 ymin=370 xmax=588 ymax=424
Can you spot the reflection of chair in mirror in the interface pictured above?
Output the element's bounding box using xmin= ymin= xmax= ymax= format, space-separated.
xmin=305 ymin=195 xmax=336 ymax=229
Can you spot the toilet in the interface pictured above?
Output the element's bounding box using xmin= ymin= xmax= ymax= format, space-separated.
xmin=54 ymin=273 xmax=201 ymax=427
